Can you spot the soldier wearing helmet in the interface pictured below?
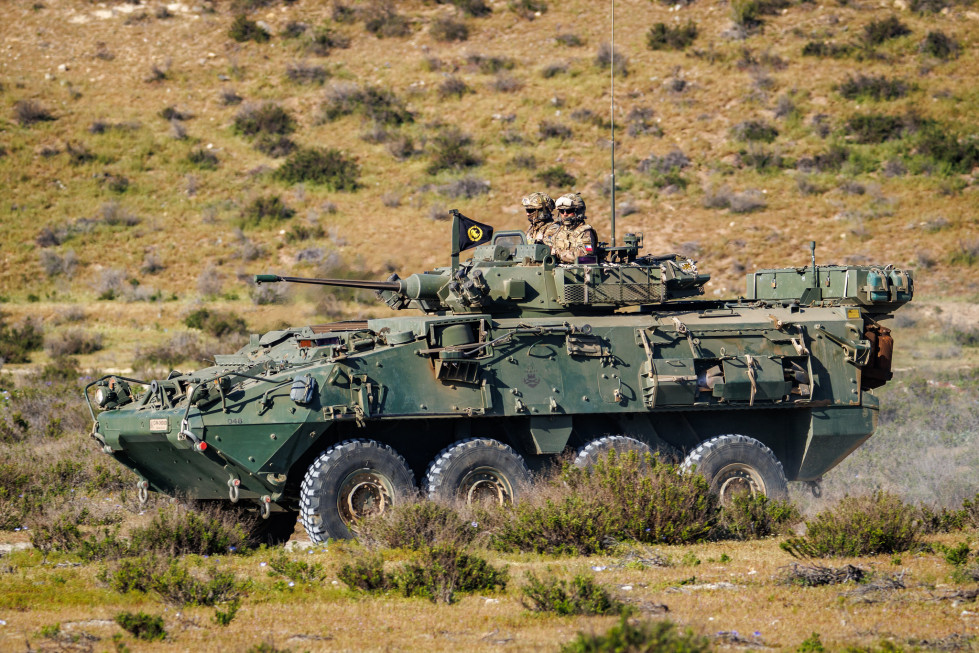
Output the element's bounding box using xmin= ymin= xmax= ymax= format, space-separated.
xmin=522 ymin=192 xmax=558 ymax=247
xmin=551 ymin=193 xmax=597 ymax=264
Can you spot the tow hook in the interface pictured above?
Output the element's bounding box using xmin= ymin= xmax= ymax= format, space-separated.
xmin=806 ymin=479 xmax=823 ymax=498
xmin=136 ymin=480 xmax=149 ymax=505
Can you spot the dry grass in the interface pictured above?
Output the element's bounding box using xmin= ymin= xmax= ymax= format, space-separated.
xmin=0 ymin=525 xmax=977 ymax=651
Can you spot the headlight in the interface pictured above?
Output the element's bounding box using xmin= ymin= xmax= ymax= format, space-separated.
xmin=95 ymin=386 xmax=117 ymax=407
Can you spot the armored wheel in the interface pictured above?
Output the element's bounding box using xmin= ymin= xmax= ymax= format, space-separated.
xmin=573 ymin=435 xmax=653 ymax=469
xmin=681 ymin=434 xmax=788 ymax=503
xmin=424 ymin=438 xmax=531 ymax=505
xmin=300 ymin=439 xmax=416 ymax=542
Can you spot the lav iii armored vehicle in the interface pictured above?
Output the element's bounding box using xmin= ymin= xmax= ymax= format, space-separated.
xmin=85 ymin=212 xmax=912 ymax=543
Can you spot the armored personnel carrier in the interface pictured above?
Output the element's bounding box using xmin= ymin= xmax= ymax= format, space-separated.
xmin=85 ymin=213 xmax=913 ymax=543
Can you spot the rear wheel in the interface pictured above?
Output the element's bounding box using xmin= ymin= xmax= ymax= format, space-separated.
xmin=424 ymin=438 xmax=531 ymax=505
xmin=300 ymin=439 xmax=416 ymax=542
xmin=681 ymin=434 xmax=788 ymax=503
xmin=573 ymin=435 xmax=653 ymax=469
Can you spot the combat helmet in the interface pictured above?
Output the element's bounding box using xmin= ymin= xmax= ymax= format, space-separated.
xmin=521 ymin=192 xmax=555 ymax=224
xmin=555 ymin=193 xmax=586 ymax=226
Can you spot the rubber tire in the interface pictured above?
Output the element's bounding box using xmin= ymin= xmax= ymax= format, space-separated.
xmin=424 ymin=438 xmax=531 ymax=505
xmin=300 ymin=439 xmax=416 ymax=542
xmin=680 ymin=434 xmax=788 ymax=503
xmin=247 ymin=511 xmax=299 ymax=547
xmin=573 ymin=435 xmax=653 ymax=469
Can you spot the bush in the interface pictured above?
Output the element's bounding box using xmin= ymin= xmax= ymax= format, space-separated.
xmin=358 ymin=501 xmax=477 ymax=550
xmin=437 ymin=176 xmax=490 ymax=199
xmin=555 ymin=32 xmax=583 ymax=47
xmin=448 ymin=0 xmax=492 ymax=17
xmin=837 ymin=75 xmax=910 ymax=102
xmin=319 ymin=83 xmax=413 ymax=126
xmin=13 ymin=100 xmax=55 ymax=126
xmin=465 ymin=53 xmax=515 ymax=74
xmin=304 ymin=26 xmax=351 ymax=56
xmin=539 ymin=121 xmax=572 ymax=140
xmin=646 ymin=21 xmax=698 ymax=51
xmin=275 ymin=147 xmax=360 ymax=190
xmin=509 ymin=0 xmax=547 ymax=19
xmin=438 ymin=76 xmax=471 ymax=99
xmin=781 ymin=491 xmax=920 ymax=558
xmin=115 ymin=612 xmax=166 ymax=642
xmin=285 ymin=61 xmax=327 ymax=85
xmin=338 ymin=552 xmax=389 ymax=591
xmin=490 ymin=73 xmax=523 ymax=93
xmin=362 ymin=1 xmax=412 ymax=38
xmin=229 ymin=14 xmax=271 ymax=43
xmin=267 ymin=551 xmax=326 ymax=583
xmin=150 ymin=561 xmax=248 ymax=606
xmin=846 ymin=113 xmax=907 ymax=144
xmin=595 ymin=42 xmax=627 ymax=76
xmin=430 ymin=16 xmax=468 ymax=42
xmin=802 ymin=41 xmax=853 ymax=58
xmin=492 ymin=452 xmax=717 ymax=555
xmin=426 ymin=128 xmax=482 ymax=175
xmin=184 ymin=309 xmax=248 ymax=338
xmin=717 ymin=493 xmax=800 ymax=540
xmin=254 ymin=134 xmax=296 ymax=158
xmin=129 ymin=505 xmax=252 ymax=557
xmin=731 ymin=120 xmax=778 ymax=143
xmin=921 ymin=30 xmax=959 ymax=59
xmin=234 ymin=102 xmax=295 ymax=137
xmin=240 ymin=196 xmax=295 ymax=227
xmin=390 ymin=544 xmax=507 ymax=604
xmin=534 ymin=165 xmax=576 ymax=188
xmin=187 ymin=148 xmax=219 ymax=170
xmin=521 ymin=573 xmax=622 ymax=615
xmin=44 ymin=328 xmax=103 ymax=357
xmin=863 ymin=16 xmax=910 ymax=46
xmin=729 ymin=189 xmax=767 ymax=213
xmin=561 ymin=616 xmax=712 ymax=653
xmin=0 ymin=315 xmax=43 ymax=364
xmin=914 ymin=126 xmax=979 ymax=174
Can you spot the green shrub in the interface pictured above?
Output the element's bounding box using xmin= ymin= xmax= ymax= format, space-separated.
xmin=358 ymin=501 xmax=476 ymax=550
xmin=426 ymin=128 xmax=482 ymax=175
xmin=492 ymin=452 xmax=717 ymax=555
xmin=187 ymin=148 xmax=219 ymax=170
xmin=0 ymin=314 xmax=43 ymax=364
xmin=234 ymin=103 xmax=295 ymax=137
xmin=863 ymin=16 xmax=910 ymax=46
xmin=229 ymin=14 xmax=270 ymax=43
xmin=430 ymin=16 xmax=468 ymax=42
xmin=921 ymin=30 xmax=959 ymax=59
xmin=802 ymin=41 xmax=853 ymax=58
xmin=319 ymin=84 xmax=413 ymax=126
xmin=213 ymin=599 xmax=240 ymax=627
xmin=731 ymin=120 xmax=778 ymax=143
xmin=254 ymin=134 xmax=296 ymax=158
xmin=837 ymin=75 xmax=910 ymax=102
xmin=240 ymin=196 xmax=295 ymax=227
xmin=781 ymin=491 xmax=920 ymax=558
xmin=509 ymin=0 xmax=547 ymax=19
xmin=44 ymin=328 xmax=103 ymax=357
xmin=338 ymin=553 xmax=389 ymax=591
xmin=13 ymin=99 xmax=56 ymax=126
xmin=521 ymin=572 xmax=623 ymax=615
xmin=267 ymin=551 xmax=326 ymax=583
xmin=914 ymin=126 xmax=979 ymax=174
xmin=448 ymin=0 xmax=491 ymax=17
xmin=646 ymin=21 xmax=698 ymax=51
xmin=534 ymin=165 xmax=576 ymax=189
xmin=561 ymin=615 xmax=712 ymax=653
xmin=150 ymin=560 xmax=248 ymax=606
xmin=184 ymin=309 xmax=248 ymax=338
xmin=390 ymin=544 xmax=507 ymax=604
xmin=363 ymin=2 xmax=412 ymax=38
xmin=129 ymin=505 xmax=251 ymax=557
xmin=115 ymin=611 xmax=166 ymax=642
xmin=304 ymin=26 xmax=351 ymax=55
xmin=918 ymin=504 xmax=968 ymax=533
xmin=717 ymin=493 xmax=800 ymax=540
xmin=275 ymin=147 xmax=360 ymax=190
xmin=846 ymin=114 xmax=907 ymax=144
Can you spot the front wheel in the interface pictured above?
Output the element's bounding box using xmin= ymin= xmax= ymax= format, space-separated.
xmin=424 ymin=438 xmax=531 ymax=505
xmin=573 ymin=435 xmax=653 ymax=469
xmin=681 ymin=434 xmax=788 ymax=503
xmin=300 ymin=439 xmax=416 ymax=542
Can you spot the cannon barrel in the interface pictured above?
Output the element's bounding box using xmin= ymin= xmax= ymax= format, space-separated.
xmin=254 ymin=273 xmax=447 ymax=300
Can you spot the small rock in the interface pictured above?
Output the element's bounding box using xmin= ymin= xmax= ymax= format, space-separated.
xmin=284 ymin=540 xmax=314 ymax=552
xmin=0 ymin=543 xmax=33 ymax=557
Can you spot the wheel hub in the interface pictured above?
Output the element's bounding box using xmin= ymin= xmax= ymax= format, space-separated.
xmin=337 ymin=469 xmax=392 ymax=528
xmin=714 ymin=463 xmax=763 ymax=504
xmin=462 ymin=468 xmax=511 ymax=506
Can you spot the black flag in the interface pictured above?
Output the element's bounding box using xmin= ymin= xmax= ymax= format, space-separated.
xmin=454 ymin=211 xmax=494 ymax=251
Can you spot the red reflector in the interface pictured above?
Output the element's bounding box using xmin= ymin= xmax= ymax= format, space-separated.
xmin=197 ymin=442 xmax=207 ymax=451
xmin=299 ymin=340 xmax=312 ymax=348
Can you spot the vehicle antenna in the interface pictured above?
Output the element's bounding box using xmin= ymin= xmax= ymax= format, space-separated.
xmin=609 ymin=0 xmax=616 ymax=247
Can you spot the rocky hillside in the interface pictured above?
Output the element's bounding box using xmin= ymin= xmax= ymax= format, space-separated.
xmin=1 ymin=0 xmax=977 ymax=362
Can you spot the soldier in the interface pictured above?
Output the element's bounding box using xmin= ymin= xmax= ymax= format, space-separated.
xmin=522 ymin=192 xmax=558 ymax=247
xmin=551 ymin=193 xmax=598 ymax=264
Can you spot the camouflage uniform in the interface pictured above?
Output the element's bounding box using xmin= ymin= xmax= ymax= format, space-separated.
xmin=551 ymin=193 xmax=597 ymax=264
xmin=522 ymin=192 xmax=558 ymax=247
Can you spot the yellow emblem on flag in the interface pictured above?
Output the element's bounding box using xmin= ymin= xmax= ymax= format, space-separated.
xmin=467 ymin=226 xmax=483 ymax=241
